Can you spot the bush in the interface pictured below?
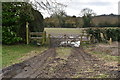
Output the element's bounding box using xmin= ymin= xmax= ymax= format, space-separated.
xmin=86 ymin=28 xmax=120 ymax=42
xmin=2 ymin=26 xmax=22 ymax=45
xmin=2 ymin=2 xmax=44 ymax=45
xmin=105 ymin=28 xmax=120 ymax=41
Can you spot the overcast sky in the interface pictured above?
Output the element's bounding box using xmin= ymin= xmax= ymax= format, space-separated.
xmin=31 ymin=0 xmax=120 ymax=18
xmin=66 ymin=0 xmax=119 ymax=16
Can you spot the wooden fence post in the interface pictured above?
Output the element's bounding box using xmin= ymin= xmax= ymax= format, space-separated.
xmin=64 ymin=34 xmax=67 ymax=47
xmin=44 ymin=31 xmax=46 ymax=42
xmin=26 ymin=22 xmax=29 ymax=44
xmin=88 ymin=34 xmax=92 ymax=43
xmin=100 ymin=32 xmax=105 ymax=42
xmin=100 ymin=33 xmax=104 ymax=39
xmin=109 ymin=38 xmax=112 ymax=45
xmin=47 ymin=34 xmax=51 ymax=47
xmin=80 ymin=34 xmax=83 ymax=43
xmin=42 ymin=31 xmax=46 ymax=45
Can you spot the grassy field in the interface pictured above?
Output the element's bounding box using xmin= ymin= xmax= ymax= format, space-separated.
xmin=44 ymin=28 xmax=86 ymax=35
xmin=44 ymin=27 xmax=118 ymax=35
xmin=2 ymin=44 xmax=48 ymax=68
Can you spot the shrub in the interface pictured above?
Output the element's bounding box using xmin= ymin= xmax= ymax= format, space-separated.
xmin=2 ymin=26 xmax=22 ymax=45
xmin=86 ymin=28 xmax=120 ymax=42
xmin=2 ymin=2 xmax=44 ymax=45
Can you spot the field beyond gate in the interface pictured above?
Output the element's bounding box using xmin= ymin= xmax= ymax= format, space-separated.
xmin=44 ymin=28 xmax=86 ymax=36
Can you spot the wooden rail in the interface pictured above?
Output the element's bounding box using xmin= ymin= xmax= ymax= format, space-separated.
xmin=29 ymin=32 xmax=43 ymax=40
xmin=30 ymin=37 xmax=43 ymax=39
xmin=30 ymin=32 xmax=43 ymax=35
xmin=26 ymin=23 xmax=47 ymax=45
xmin=29 ymin=31 xmax=47 ymax=45
xmin=28 ymin=31 xmax=51 ymax=46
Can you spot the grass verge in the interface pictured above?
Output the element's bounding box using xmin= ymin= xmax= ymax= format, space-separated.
xmin=2 ymin=44 xmax=48 ymax=68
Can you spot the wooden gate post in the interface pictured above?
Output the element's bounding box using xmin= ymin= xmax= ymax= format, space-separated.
xmin=26 ymin=22 xmax=29 ymax=44
xmin=109 ymin=38 xmax=112 ymax=45
xmin=64 ymin=34 xmax=67 ymax=47
xmin=42 ymin=31 xmax=46 ymax=45
xmin=48 ymin=34 xmax=51 ymax=47
xmin=100 ymin=33 xmax=104 ymax=42
xmin=100 ymin=33 xmax=104 ymax=39
xmin=80 ymin=35 xmax=83 ymax=43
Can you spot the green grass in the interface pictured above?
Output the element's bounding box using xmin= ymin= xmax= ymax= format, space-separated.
xmin=44 ymin=28 xmax=85 ymax=35
xmin=2 ymin=44 xmax=48 ymax=68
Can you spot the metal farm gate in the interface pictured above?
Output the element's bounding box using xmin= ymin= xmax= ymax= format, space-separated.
xmin=49 ymin=34 xmax=91 ymax=47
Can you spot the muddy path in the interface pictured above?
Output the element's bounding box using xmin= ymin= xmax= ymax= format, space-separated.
xmin=1 ymin=47 xmax=119 ymax=79
xmin=2 ymin=48 xmax=56 ymax=79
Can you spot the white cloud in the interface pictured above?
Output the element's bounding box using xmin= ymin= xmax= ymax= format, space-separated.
xmin=64 ymin=0 xmax=119 ymax=17
xmin=31 ymin=0 xmax=120 ymax=17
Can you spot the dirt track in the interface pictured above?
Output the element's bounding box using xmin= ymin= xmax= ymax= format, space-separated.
xmin=2 ymin=47 xmax=119 ymax=79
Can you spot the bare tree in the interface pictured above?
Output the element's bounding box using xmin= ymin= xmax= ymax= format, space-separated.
xmin=30 ymin=0 xmax=69 ymax=27
xmin=80 ymin=8 xmax=96 ymax=27
xmin=0 ymin=0 xmax=30 ymax=2
xmin=80 ymin=8 xmax=96 ymax=17
xmin=30 ymin=0 xmax=67 ymax=16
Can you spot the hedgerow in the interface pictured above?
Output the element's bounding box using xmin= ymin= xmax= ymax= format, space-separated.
xmin=86 ymin=28 xmax=120 ymax=42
